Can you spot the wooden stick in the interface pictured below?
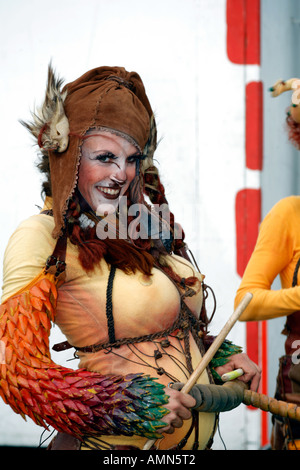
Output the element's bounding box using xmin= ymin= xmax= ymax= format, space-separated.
xmin=143 ymin=292 xmax=253 ymax=450
xmin=181 ymin=292 xmax=252 ymax=394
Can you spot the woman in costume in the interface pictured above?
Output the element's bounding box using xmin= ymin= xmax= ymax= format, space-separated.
xmin=0 ymin=64 xmax=260 ymax=450
xmin=235 ymin=78 xmax=300 ymax=450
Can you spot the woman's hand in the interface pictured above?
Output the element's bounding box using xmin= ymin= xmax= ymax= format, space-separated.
xmin=157 ymin=387 xmax=196 ymax=434
xmin=157 ymin=352 xmax=261 ymax=434
xmin=215 ymin=352 xmax=261 ymax=391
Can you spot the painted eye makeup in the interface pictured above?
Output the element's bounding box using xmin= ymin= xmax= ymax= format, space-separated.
xmin=94 ymin=152 xmax=116 ymax=163
xmin=92 ymin=152 xmax=142 ymax=164
xmin=127 ymin=153 xmax=142 ymax=163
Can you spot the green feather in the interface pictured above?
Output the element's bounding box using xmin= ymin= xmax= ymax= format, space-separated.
xmin=209 ymin=340 xmax=242 ymax=384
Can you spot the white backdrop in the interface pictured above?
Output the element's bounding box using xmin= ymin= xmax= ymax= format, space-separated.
xmin=0 ymin=0 xmax=296 ymax=450
xmin=0 ymin=0 xmax=254 ymax=449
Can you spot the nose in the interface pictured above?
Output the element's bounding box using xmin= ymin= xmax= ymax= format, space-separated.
xmin=111 ymin=161 xmax=130 ymax=185
xmin=111 ymin=170 xmax=126 ymax=185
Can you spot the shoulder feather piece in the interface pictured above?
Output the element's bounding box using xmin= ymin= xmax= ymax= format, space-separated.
xmin=20 ymin=63 xmax=70 ymax=153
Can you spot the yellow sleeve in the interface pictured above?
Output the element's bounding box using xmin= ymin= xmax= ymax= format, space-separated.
xmin=235 ymin=197 xmax=300 ymax=321
xmin=1 ymin=215 xmax=56 ymax=302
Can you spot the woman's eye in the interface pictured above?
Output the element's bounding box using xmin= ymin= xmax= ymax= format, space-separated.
xmin=95 ymin=153 xmax=115 ymax=163
xmin=93 ymin=153 xmax=141 ymax=164
xmin=127 ymin=154 xmax=142 ymax=164
xmin=127 ymin=157 xmax=137 ymax=164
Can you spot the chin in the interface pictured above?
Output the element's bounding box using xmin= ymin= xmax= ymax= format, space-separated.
xmin=96 ymin=202 xmax=118 ymax=216
xmin=91 ymin=196 xmax=118 ymax=216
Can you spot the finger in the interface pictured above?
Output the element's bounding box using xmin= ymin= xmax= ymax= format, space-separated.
xmin=238 ymin=368 xmax=261 ymax=391
xmin=164 ymin=397 xmax=193 ymax=421
xmin=169 ymin=382 xmax=184 ymax=391
xmin=165 ymin=387 xmax=196 ymax=409
xmin=159 ymin=413 xmax=183 ymax=434
xmin=248 ymin=372 xmax=261 ymax=392
xmin=177 ymin=406 xmax=193 ymax=421
xmin=170 ymin=416 xmax=184 ymax=429
xmin=160 ymin=424 xmax=175 ymax=434
xmin=180 ymin=393 xmax=197 ymax=409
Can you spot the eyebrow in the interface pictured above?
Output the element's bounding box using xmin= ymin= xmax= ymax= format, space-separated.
xmin=90 ymin=150 xmax=142 ymax=158
xmin=129 ymin=151 xmax=143 ymax=158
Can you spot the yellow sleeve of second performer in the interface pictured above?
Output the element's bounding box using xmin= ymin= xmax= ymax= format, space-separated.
xmin=235 ymin=197 xmax=300 ymax=321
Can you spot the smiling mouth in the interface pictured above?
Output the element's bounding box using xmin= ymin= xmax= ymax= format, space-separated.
xmin=96 ymin=186 xmax=121 ymax=198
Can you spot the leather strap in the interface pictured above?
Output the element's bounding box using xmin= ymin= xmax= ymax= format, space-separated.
xmin=106 ymin=265 xmax=117 ymax=344
xmin=45 ymin=231 xmax=67 ymax=278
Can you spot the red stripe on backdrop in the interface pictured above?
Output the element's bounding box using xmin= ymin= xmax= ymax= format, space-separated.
xmin=235 ymin=187 xmax=261 ymax=368
xmin=235 ymin=188 xmax=261 ymax=395
xmin=246 ymin=82 xmax=263 ymax=170
xmin=235 ymin=188 xmax=261 ymax=278
xmin=246 ymin=322 xmax=259 ymax=365
xmin=235 ymin=189 xmax=269 ymax=445
xmin=226 ymin=0 xmax=261 ymax=64
xmin=246 ymin=320 xmax=268 ymax=443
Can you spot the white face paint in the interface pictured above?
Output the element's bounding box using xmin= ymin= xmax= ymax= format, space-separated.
xmin=78 ymin=130 xmax=140 ymax=213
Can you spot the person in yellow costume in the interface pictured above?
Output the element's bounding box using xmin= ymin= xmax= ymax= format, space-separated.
xmin=235 ymin=78 xmax=300 ymax=450
xmin=0 ymin=64 xmax=260 ymax=450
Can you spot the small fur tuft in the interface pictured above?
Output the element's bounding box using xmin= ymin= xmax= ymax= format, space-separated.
xmin=141 ymin=115 xmax=157 ymax=172
xmin=20 ymin=62 xmax=70 ymax=153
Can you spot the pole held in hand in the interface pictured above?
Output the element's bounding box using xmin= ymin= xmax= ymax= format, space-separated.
xmin=143 ymin=292 xmax=253 ymax=450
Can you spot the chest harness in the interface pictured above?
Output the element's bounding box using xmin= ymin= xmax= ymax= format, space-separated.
xmin=46 ymin=225 xmax=217 ymax=450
